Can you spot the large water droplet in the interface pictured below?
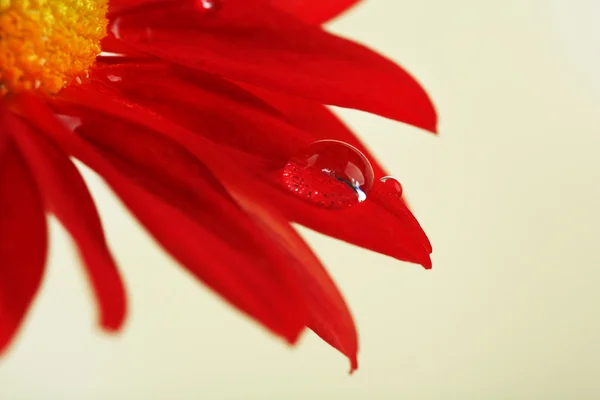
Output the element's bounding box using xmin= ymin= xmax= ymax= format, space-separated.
xmin=380 ymin=176 xmax=403 ymax=197
xmin=282 ymin=140 xmax=374 ymax=209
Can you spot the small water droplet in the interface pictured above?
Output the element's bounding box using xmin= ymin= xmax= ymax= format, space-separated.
xmin=99 ymin=52 xmax=126 ymax=58
xmin=107 ymin=74 xmax=122 ymax=82
xmin=380 ymin=176 xmax=403 ymax=197
xmin=110 ymin=17 xmax=122 ymax=39
xmin=282 ymin=140 xmax=374 ymax=209
xmin=56 ymin=115 xmax=83 ymax=131
xmin=198 ymin=0 xmax=218 ymax=9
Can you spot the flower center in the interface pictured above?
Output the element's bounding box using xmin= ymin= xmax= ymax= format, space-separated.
xmin=0 ymin=0 xmax=108 ymax=97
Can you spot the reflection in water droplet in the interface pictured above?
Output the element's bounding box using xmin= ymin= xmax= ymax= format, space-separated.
xmin=199 ymin=0 xmax=218 ymax=9
xmin=56 ymin=115 xmax=83 ymax=131
xmin=380 ymin=176 xmax=403 ymax=197
xmin=282 ymin=140 xmax=374 ymax=209
xmin=107 ymin=74 xmax=122 ymax=82
xmin=99 ymin=52 xmax=126 ymax=58
xmin=110 ymin=17 xmax=122 ymax=39
xmin=107 ymin=0 xmax=219 ymax=44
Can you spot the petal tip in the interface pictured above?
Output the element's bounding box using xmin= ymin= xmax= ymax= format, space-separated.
xmin=421 ymin=112 xmax=438 ymax=134
xmin=98 ymin=300 xmax=127 ymax=332
xmin=100 ymin=316 xmax=126 ymax=332
xmin=348 ymin=356 xmax=359 ymax=374
xmin=283 ymin=325 xmax=305 ymax=345
xmin=0 ymin=336 xmax=14 ymax=357
xmin=422 ymin=258 xmax=433 ymax=270
xmin=428 ymin=123 xmax=439 ymax=135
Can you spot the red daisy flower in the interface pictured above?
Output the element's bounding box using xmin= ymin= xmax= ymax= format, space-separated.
xmin=0 ymin=0 xmax=436 ymax=372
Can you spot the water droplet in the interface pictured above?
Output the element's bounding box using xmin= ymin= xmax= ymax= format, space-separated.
xmin=107 ymin=74 xmax=122 ymax=82
xmin=282 ymin=140 xmax=374 ymax=209
xmin=144 ymin=27 xmax=153 ymax=41
xmin=198 ymin=0 xmax=218 ymax=9
xmin=380 ymin=176 xmax=403 ymax=197
xmin=99 ymin=52 xmax=126 ymax=58
xmin=108 ymin=1 xmax=220 ymax=43
xmin=110 ymin=17 xmax=122 ymax=39
xmin=56 ymin=115 xmax=83 ymax=131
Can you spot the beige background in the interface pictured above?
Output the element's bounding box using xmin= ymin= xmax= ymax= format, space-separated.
xmin=2 ymin=0 xmax=600 ymax=398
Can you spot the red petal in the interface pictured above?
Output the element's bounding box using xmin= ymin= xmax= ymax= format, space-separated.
xmin=270 ymin=0 xmax=360 ymax=24
xmin=18 ymin=94 xmax=307 ymax=343
xmin=107 ymin=0 xmax=158 ymax=14
xmin=85 ymin=65 xmax=360 ymax=365
xmin=8 ymin=109 xmax=127 ymax=331
xmin=75 ymin=67 xmax=432 ymax=265
xmin=50 ymin=75 xmax=430 ymax=362
xmin=109 ymin=0 xmax=360 ymax=23
xmin=238 ymin=84 xmax=389 ymax=177
xmin=257 ymin=181 xmax=432 ymax=267
xmin=0 ymin=109 xmax=47 ymax=353
xmin=234 ymin=85 xmax=433 ymax=254
xmin=110 ymin=0 xmax=437 ymax=132
xmin=227 ymin=182 xmax=359 ymax=371
xmin=88 ymin=63 xmax=305 ymax=167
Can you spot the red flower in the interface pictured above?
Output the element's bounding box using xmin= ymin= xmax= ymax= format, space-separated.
xmin=0 ymin=0 xmax=436 ymax=371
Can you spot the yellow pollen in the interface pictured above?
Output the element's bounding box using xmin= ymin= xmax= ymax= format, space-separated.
xmin=0 ymin=0 xmax=108 ymax=96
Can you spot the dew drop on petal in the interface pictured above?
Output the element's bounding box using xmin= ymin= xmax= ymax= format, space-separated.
xmin=282 ymin=140 xmax=374 ymax=209
xmin=56 ymin=114 xmax=83 ymax=131
xmin=380 ymin=176 xmax=403 ymax=197
xmin=110 ymin=17 xmax=122 ymax=39
xmin=108 ymin=1 xmax=219 ymax=43
xmin=198 ymin=0 xmax=218 ymax=10
xmin=107 ymin=74 xmax=122 ymax=82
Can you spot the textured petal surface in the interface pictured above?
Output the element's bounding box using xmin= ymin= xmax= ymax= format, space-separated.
xmin=0 ymin=109 xmax=47 ymax=353
xmin=108 ymin=0 xmax=437 ymax=132
xmin=270 ymin=0 xmax=360 ymax=24
xmin=9 ymin=110 xmax=127 ymax=331
xmin=18 ymin=94 xmax=307 ymax=343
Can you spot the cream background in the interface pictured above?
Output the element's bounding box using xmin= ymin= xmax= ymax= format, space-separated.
xmin=1 ymin=0 xmax=600 ymax=398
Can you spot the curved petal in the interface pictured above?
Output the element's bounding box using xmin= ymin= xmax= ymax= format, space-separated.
xmin=18 ymin=94 xmax=307 ymax=343
xmin=237 ymin=83 xmax=389 ymax=178
xmin=9 ymin=110 xmax=127 ymax=331
xmin=232 ymin=84 xmax=432 ymax=253
xmin=72 ymin=68 xmax=432 ymax=265
xmin=62 ymin=87 xmax=362 ymax=366
xmin=66 ymin=68 xmax=361 ymax=367
xmin=88 ymin=63 xmax=305 ymax=166
xmin=0 ymin=110 xmax=47 ymax=354
xmin=270 ymin=0 xmax=361 ymax=24
xmin=227 ymin=182 xmax=359 ymax=372
xmin=108 ymin=0 xmax=360 ymax=24
xmin=255 ymin=180 xmax=432 ymax=267
xmin=109 ymin=0 xmax=437 ymax=132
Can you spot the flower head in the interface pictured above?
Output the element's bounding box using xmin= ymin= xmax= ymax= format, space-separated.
xmin=0 ymin=0 xmax=436 ymax=372
xmin=0 ymin=0 xmax=107 ymax=94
